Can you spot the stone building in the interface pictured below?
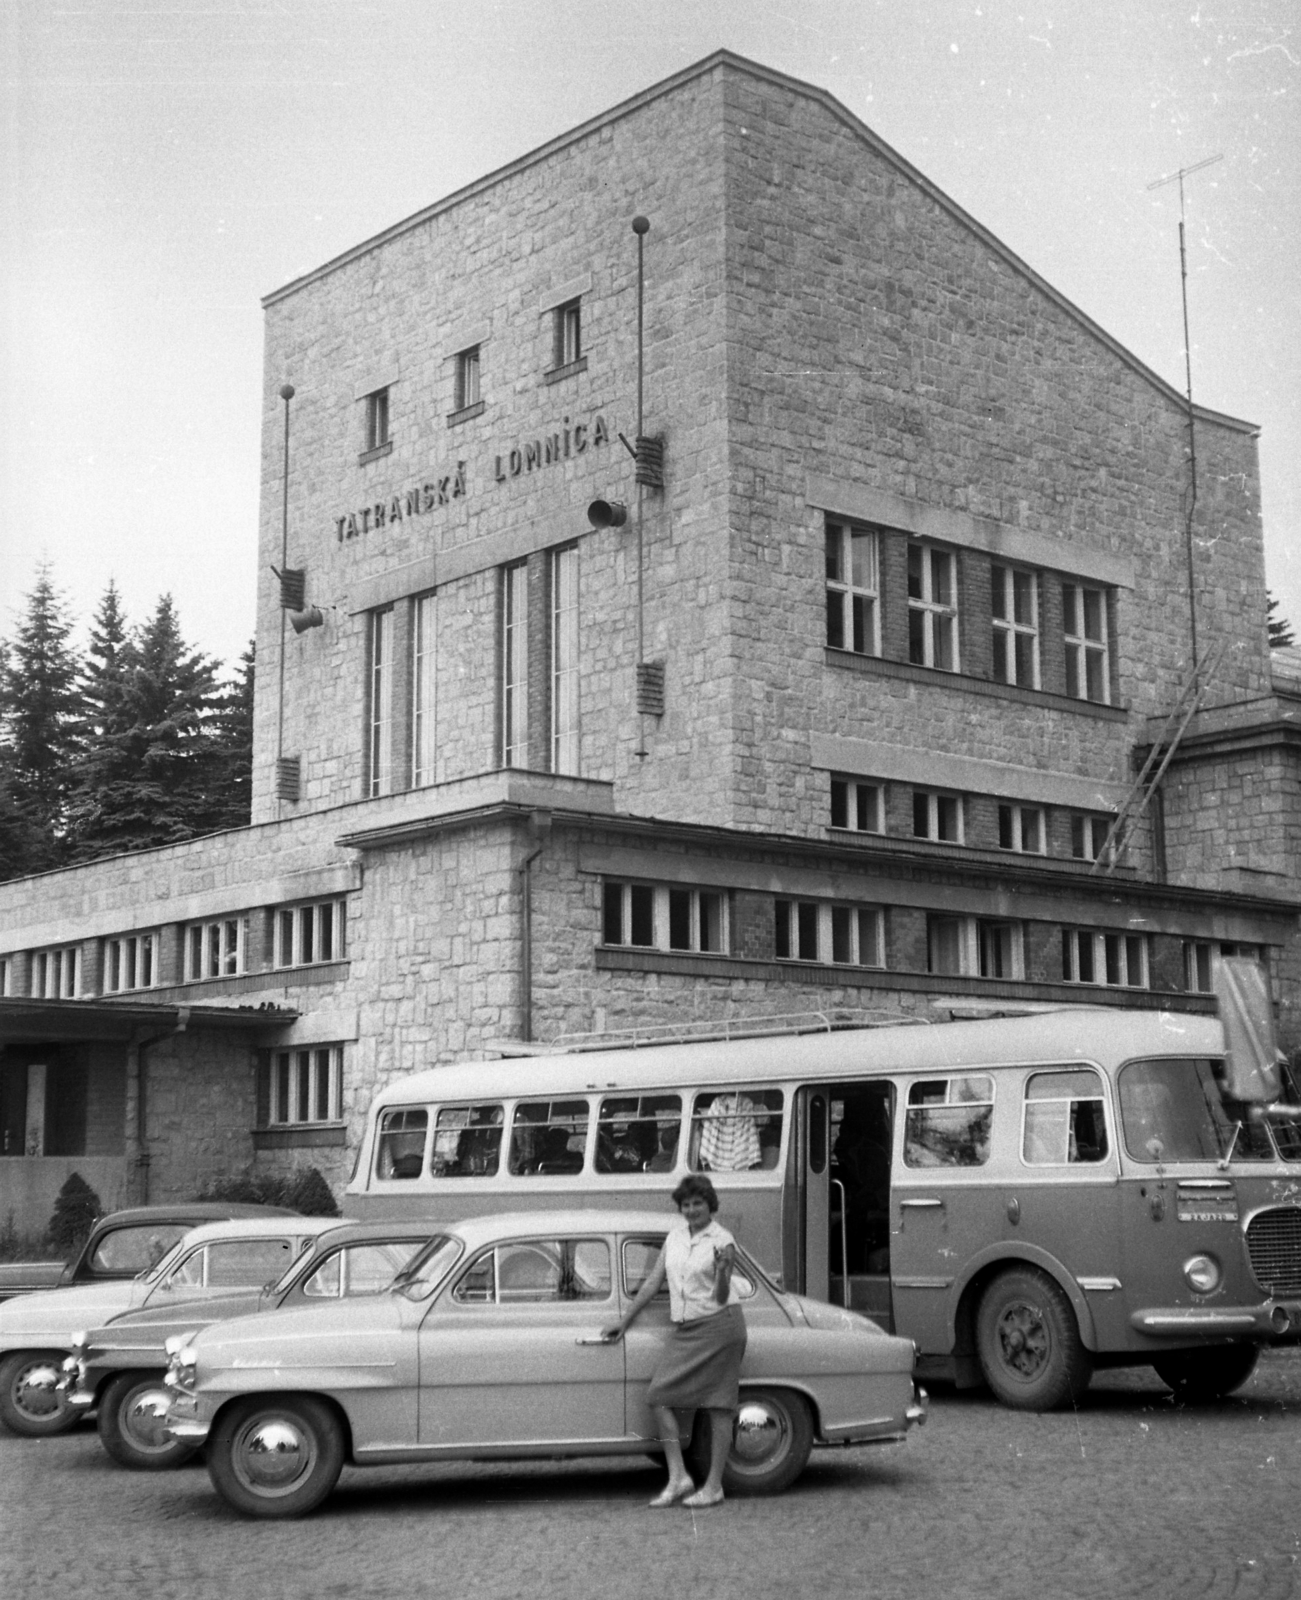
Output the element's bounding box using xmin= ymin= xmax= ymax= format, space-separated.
xmin=1 ymin=52 xmax=1296 ymax=1231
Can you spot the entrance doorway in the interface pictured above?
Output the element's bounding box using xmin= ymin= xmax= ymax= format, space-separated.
xmin=829 ymin=1085 xmax=894 ymax=1329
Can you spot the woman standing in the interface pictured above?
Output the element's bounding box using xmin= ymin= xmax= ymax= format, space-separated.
xmin=604 ymin=1174 xmax=747 ymax=1508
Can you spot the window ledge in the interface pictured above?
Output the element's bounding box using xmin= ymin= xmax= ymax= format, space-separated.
xmin=358 ymin=441 xmax=394 ymax=465
xmin=544 ymin=356 xmax=588 ymax=385
xmin=825 ymin=648 xmax=1128 ymax=720
xmin=823 ymin=827 xmax=1139 ymax=878
xmin=447 ymin=400 xmax=486 ymax=426
xmin=253 ymin=1124 xmax=347 ymax=1150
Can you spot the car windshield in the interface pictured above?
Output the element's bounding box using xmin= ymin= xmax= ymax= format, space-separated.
xmin=85 ymin=1223 xmax=191 ymax=1278
xmin=1118 ymin=1057 xmax=1276 ymax=1164
xmin=392 ymin=1235 xmax=462 ymax=1299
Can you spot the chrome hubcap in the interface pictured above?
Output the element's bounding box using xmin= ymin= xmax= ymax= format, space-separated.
xmin=732 ymin=1399 xmax=788 ymax=1466
xmin=233 ymin=1416 xmax=316 ymax=1493
xmin=123 ymin=1386 xmax=174 ymax=1451
xmin=14 ymin=1362 xmax=63 ymax=1420
xmin=995 ymin=1302 xmax=1049 ymax=1379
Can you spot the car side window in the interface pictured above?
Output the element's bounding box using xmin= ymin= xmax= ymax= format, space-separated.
xmin=621 ymin=1238 xmax=668 ymax=1298
xmin=90 ymin=1223 xmax=189 ymax=1274
xmin=1022 ymin=1069 xmax=1110 ymax=1164
xmin=904 ymin=1075 xmax=994 ymax=1167
xmin=303 ymin=1240 xmax=426 ymax=1298
xmin=168 ymin=1246 xmax=207 ymax=1288
xmin=206 ymin=1238 xmax=296 ymax=1288
xmin=452 ymin=1239 xmax=612 ymax=1304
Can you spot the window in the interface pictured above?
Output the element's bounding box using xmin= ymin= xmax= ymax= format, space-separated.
xmin=1119 ymin=1057 xmax=1276 ymax=1165
xmin=991 ymin=565 xmax=1039 ymax=687
xmin=689 ymin=1089 xmax=784 ymax=1172
xmin=927 ymin=915 xmax=971 ymax=976
xmin=830 ymin=776 xmax=883 ymax=834
xmin=602 ymin=882 xmax=727 ymax=954
xmin=551 ymin=544 xmax=579 ymax=774
xmin=904 ymin=1075 xmax=994 ymax=1167
xmin=1061 ymin=928 xmax=1148 ymax=988
xmin=89 ymin=1223 xmax=190 ymax=1275
xmin=508 ymin=1100 xmax=589 ymax=1176
xmin=998 ymin=804 xmax=1045 ymax=854
xmin=907 ymin=542 xmax=958 ymax=670
xmin=268 ymin=1046 xmax=342 ymax=1125
xmin=596 ymin=1094 xmax=682 ymax=1174
xmin=429 ymin=1104 xmax=504 ymax=1177
xmin=453 ymin=1238 xmax=611 ymax=1304
xmin=554 ymin=299 xmax=582 ymax=368
xmin=363 ymin=387 xmax=390 ymax=453
xmin=302 ymin=1239 xmax=427 ymax=1299
xmin=169 ymin=1237 xmax=298 ymax=1290
xmin=1183 ymin=941 xmax=1262 ymax=993
xmin=1022 ymin=1069 xmax=1109 ymax=1165
xmin=412 ymin=592 xmax=436 ymax=787
xmin=501 ymin=562 xmax=529 ymax=767
xmin=1070 ymin=812 xmax=1114 ymax=863
xmin=367 ymin=605 xmax=393 ymax=797
xmin=1063 ymin=583 xmax=1111 ymax=703
xmin=376 ymin=1108 xmax=427 ymax=1179
xmin=927 ymin=915 xmax=1023 ymax=978
xmin=104 ymin=933 xmax=156 ymax=993
xmin=912 ymin=789 xmax=962 ymax=843
xmin=274 ymin=898 xmax=346 ymax=969
xmin=825 ymin=520 xmax=880 ymax=655
xmin=31 ymin=945 xmax=79 ymax=999
xmin=184 ymin=919 xmax=246 ymax=982
xmin=775 ymin=900 xmax=883 ymax=967
xmin=0 ymin=957 xmax=9 ymax=997
xmin=454 ymin=346 xmax=481 ymax=412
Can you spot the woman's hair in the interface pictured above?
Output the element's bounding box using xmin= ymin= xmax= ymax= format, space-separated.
xmin=672 ymin=1173 xmax=719 ymax=1213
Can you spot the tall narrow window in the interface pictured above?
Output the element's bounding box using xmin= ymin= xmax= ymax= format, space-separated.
xmin=185 ymin=919 xmax=246 ymax=981
xmin=551 ymin=546 xmax=579 ymax=774
xmin=1063 ymin=584 xmax=1111 ymax=703
xmin=367 ymin=606 xmax=393 ymax=797
xmin=502 ymin=563 xmax=529 ymax=768
xmin=412 ymin=593 xmax=437 ymax=787
xmin=912 ymin=789 xmax=963 ymax=843
xmin=991 ymin=565 xmax=1039 ymax=687
xmin=907 ymin=543 xmax=958 ymax=670
xmin=825 ymin=520 xmax=880 ymax=655
xmin=998 ymin=804 xmax=1045 ymax=854
xmin=454 ymin=346 xmax=481 ymax=412
xmin=555 ymin=299 xmax=582 ymax=368
xmin=830 ymin=776 xmax=883 ymax=834
xmin=363 ymin=387 xmax=390 ymax=453
xmin=1070 ymin=812 xmax=1114 ymax=863
xmin=105 ymin=934 xmax=157 ymax=993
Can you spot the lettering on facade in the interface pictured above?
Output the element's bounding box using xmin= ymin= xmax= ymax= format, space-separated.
xmin=494 ymin=414 xmax=609 ymax=483
xmin=336 ymin=463 xmax=468 ymax=543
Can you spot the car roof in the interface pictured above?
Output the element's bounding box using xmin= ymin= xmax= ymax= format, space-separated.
xmin=441 ymin=1209 xmax=680 ymax=1251
xmin=93 ymin=1203 xmax=299 ymax=1229
xmin=303 ymin=1219 xmax=450 ymax=1249
xmin=173 ymin=1216 xmax=338 ymax=1246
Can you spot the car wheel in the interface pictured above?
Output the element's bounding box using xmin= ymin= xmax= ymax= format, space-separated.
xmin=1153 ymin=1344 xmax=1259 ymax=1402
xmin=98 ymin=1370 xmax=199 ymax=1470
xmin=689 ymin=1388 xmax=814 ymax=1497
xmin=976 ymin=1267 xmax=1093 ymax=1411
xmin=0 ymin=1349 xmax=78 ymax=1437
xmin=207 ymin=1396 xmax=345 ymax=1518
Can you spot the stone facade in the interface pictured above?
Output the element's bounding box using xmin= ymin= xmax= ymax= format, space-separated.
xmin=0 ymin=53 xmax=1295 ymax=1232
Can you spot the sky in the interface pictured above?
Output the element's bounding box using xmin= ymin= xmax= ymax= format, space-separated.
xmin=2 ymin=0 xmax=1297 ymax=672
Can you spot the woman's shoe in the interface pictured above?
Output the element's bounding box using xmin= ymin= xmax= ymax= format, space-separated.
xmin=648 ymin=1480 xmax=695 ymax=1508
xmin=682 ymin=1488 xmax=724 ymax=1508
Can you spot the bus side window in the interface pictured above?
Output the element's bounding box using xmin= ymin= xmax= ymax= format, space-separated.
xmin=1022 ymin=1069 xmax=1109 ymax=1165
xmin=596 ymin=1094 xmax=682 ymax=1173
xmin=689 ymin=1089 xmax=784 ymax=1172
xmin=376 ymin=1108 xmax=429 ymax=1180
xmin=508 ymin=1099 xmax=590 ymax=1176
xmin=903 ymin=1076 xmax=993 ymax=1167
xmin=431 ymin=1104 xmax=504 ymax=1177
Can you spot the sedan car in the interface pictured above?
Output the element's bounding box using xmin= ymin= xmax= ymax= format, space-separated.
xmin=65 ymin=1221 xmax=438 ymax=1469
xmin=0 ymin=1215 xmax=334 ymax=1437
xmin=163 ymin=1208 xmax=926 ymax=1518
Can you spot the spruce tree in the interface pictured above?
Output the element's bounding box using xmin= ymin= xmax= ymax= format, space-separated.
xmin=202 ymin=640 xmax=254 ymax=833
xmin=1268 ymin=592 xmax=1296 ymax=651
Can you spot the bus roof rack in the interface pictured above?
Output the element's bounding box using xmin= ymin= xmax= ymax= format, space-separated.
xmin=487 ymin=1008 xmax=927 ymax=1057
xmin=931 ymin=998 xmax=1128 ymax=1020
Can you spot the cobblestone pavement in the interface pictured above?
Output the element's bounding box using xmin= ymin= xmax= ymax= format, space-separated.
xmin=2 ymin=1352 xmax=1299 ymax=1600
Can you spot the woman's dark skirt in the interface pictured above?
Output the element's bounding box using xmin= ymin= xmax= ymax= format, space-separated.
xmin=646 ymin=1304 xmax=747 ymax=1412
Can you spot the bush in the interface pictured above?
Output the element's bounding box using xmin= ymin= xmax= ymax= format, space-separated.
xmin=192 ymin=1165 xmax=339 ymax=1217
xmin=47 ymin=1172 xmax=102 ymax=1257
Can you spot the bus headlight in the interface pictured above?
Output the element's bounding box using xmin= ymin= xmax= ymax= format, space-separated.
xmin=1183 ymin=1254 xmax=1221 ymax=1294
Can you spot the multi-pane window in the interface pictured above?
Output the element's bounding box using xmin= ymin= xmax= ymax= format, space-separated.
xmin=551 ymin=545 xmax=579 ymax=774
xmin=1022 ymin=1069 xmax=1110 ymax=1165
xmin=595 ymin=1094 xmax=683 ymax=1173
xmin=998 ymin=804 xmax=1045 ymax=854
xmin=375 ymin=1108 xmax=427 ymax=1179
xmin=184 ymin=919 xmax=246 ymax=982
xmin=991 ymin=565 xmax=1040 ymax=687
xmin=977 ymin=919 xmax=1024 ymax=979
xmin=454 ymin=1238 xmax=611 ymax=1304
xmin=907 ymin=542 xmax=958 ymax=670
xmin=454 ymin=346 xmax=481 ymax=411
xmin=825 ymin=520 xmax=880 ymax=656
xmin=31 ymin=945 xmax=79 ymax=998
xmin=268 ymin=1045 xmax=342 ymax=1125
xmin=1070 ymin=812 xmax=1115 ymax=863
xmin=554 ymin=299 xmax=582 ymax=368
xmin=689 ymin=1089 xmax=785 ymax=1172
xmin=1063 ymin=583 xmax=1111 ymax=703
xmin=509 ymin=1099 xmax=590 ymax=1176
xmin=430 ymin=1104 xmax=505 ymax=1177
xmin=274 ymin=898 xmax=346 ymax=969
xmin=104 ymin=933 xmax=156 ymax=993
xmin=366 ymin=605 xmax=393 ymax=797
xmin=363 ymin=387 xmax=390 ymax=452
xmin=830 ymin=776 xmax=883 ymax=834
xmin=927 ymin=915 xmax=1022 ymax=978
xmin=602 ymin=882 xmax=726 ymax=955
xmin=1184 ymin=940 xmax=1262 ymax=993
xmin=1061 ymin=928 xmax=1147 ymax=988
xmin=775 ymin=900 xmax=884 ymax=967
xmin=412 ymin=592 xmax=437 ymax=788
xmin=913 ymin=789 xmax=962 ymax=843
xmin=904 ymin=1075 xmax=994 ymax=1167
xmin=501 ymin=562 xmax=529 ymax=768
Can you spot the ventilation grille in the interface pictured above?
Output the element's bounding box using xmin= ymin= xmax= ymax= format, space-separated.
xmin=1246 ymin=1206 xmax=1301 ymax=1296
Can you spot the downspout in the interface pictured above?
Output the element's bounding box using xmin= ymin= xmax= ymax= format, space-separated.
xmin=517 ymin=813 xmax=552 ymax=1043
xmin=126 ymin=1008 xmax=190 ymax=1205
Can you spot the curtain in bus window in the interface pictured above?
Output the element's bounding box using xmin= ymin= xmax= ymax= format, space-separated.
xmin=1022 ymin=1069 xmax=1109 ymax=1164
xmin=1118 ymin=1058 xmax=1274 ymax=1164
xmin=376 ymin=1109 xmax=429 ymax=1179
xmin=430 ymin=1105 xmax=504 ymax=1177
xmin=904 ymin=1077 xmax=993 ymax=1167
xmin=596 ymin=1095 xmax=682 ymax=1173
xmin=508 ymin=1100 xmax=589 ymax=1175
xmin=690 ymin=1090 xmax=783 ymax=1172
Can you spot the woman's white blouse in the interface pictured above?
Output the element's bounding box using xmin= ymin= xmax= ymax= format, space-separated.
xmin=662 ymin=1218 xmax=741 ymax=1323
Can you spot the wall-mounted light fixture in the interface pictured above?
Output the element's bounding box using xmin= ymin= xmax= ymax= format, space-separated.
xmin=587 ymin=498 xmax=628 ymax=530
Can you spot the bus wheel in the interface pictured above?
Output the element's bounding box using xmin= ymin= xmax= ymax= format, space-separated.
xmin=976 ymin=1268 xmax=1092 ymax=1411
xmin=1153 ymin=1345 xmax=1259 ymax=1402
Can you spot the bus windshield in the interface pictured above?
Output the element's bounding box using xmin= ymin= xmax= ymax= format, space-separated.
xmin=1118 ymin=1057 xmax=1274 ymax=1164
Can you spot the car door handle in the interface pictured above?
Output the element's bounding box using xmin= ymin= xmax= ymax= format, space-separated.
xmin=898 ymin=1198 xmax=944 ymax=1209
xmin=575 ymin=1335 xmax=617 ymax=1346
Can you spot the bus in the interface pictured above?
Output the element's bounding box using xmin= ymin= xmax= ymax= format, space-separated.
xmin=343 ymin=1006 xmax=1301 ymax=1409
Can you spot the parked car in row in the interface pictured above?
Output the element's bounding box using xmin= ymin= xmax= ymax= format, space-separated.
xmin=162 ymin=1208 xmax=926 ymax=1517
xmin=0 ymin=1212 xmax=330 ymax=1437
xmin=63 ymin=1220 xmax=438 ymax=1468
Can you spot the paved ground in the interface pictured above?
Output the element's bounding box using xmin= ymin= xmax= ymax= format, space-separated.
xmin=2 ymin=1352 xmax=1299 ymax=1600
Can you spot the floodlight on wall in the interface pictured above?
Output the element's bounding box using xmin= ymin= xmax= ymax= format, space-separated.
xmin=587 ymin=498 xmax=628 ymax=529
xmin=289 ymin=605 xmax=325 ymax=634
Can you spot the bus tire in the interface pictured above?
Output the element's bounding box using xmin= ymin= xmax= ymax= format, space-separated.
xmin=1153 ymin=1344 xmax=1259 ymax=1402
xmin=207 ymin=1395 xmax=344 ymax=1518
xmin=976 ymin=1267 xmax=1092 ymax=1411
xmin=0 ymin=1349 xmax=78 ymax=1437
xmin=98 ymin=1370 xmax=199 ymax=1470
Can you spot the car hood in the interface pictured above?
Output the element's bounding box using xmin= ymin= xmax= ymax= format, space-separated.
xmin=787 ymin=1294 xmax=892 ymax=1336
xmin=190 ymin=1294 xmax=405 ymax=1372
xmin=0 ymin=1279 xmax=149 ymax=1346
xmin=88 ymin=1289 xmax=270 ymax=1351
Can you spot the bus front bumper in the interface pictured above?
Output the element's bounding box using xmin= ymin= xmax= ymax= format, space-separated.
xmin=1130 ymin=1300 xmax=1301 ymax=1339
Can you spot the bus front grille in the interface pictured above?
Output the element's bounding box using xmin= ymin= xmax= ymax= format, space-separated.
xmin=1246 ymin=1207 xmax=1301 ymax=1296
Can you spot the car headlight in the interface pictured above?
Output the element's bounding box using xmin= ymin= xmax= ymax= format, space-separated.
xmin=164 ymin=1339 xmax=199 ymax=1392
xmin=1183 ymin=1254 xmax=1222 ymax=1294
xmin=68 ymin=1330 xmax=89 ymax=1356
